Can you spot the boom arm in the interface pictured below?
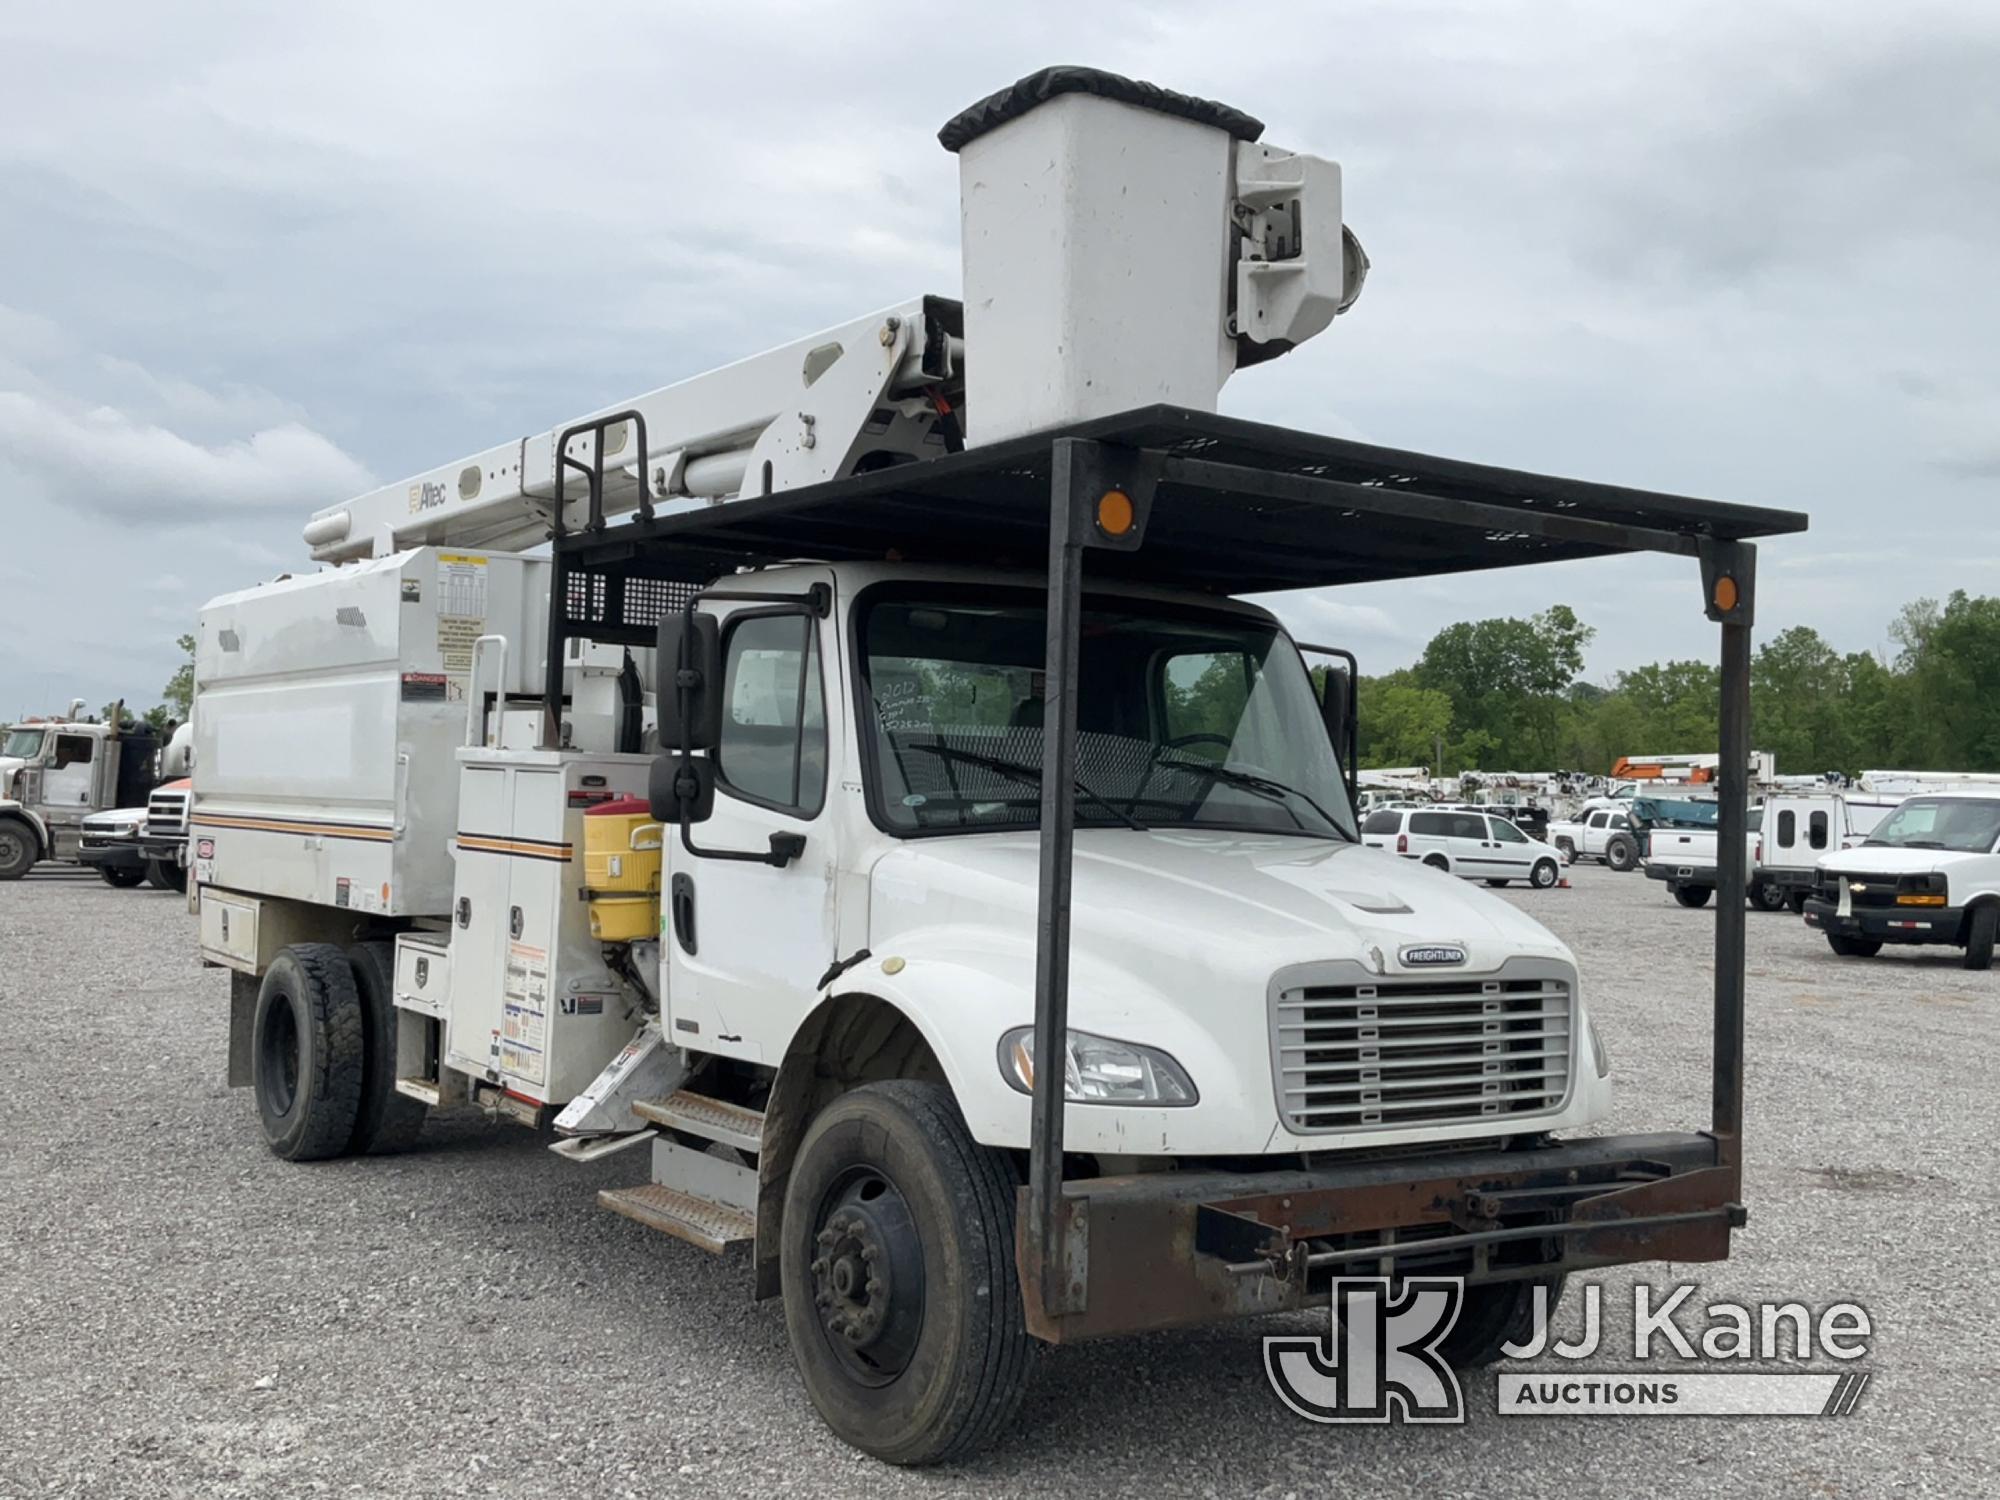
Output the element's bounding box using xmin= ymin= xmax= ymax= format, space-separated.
xmin=304 ymin=298 xmax=962 ymax=562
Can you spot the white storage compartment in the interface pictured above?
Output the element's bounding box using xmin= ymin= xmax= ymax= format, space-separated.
xmin=191 ymin=547 xmax=548 ymax=918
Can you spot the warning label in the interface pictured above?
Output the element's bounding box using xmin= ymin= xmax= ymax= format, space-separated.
xmin=400 ymin=672 xmax=448 ymax=702
xmin=436 ymin=553 xmax=489 ymax=679
xmin=502 ymin=942 xmax=549 ymax=1084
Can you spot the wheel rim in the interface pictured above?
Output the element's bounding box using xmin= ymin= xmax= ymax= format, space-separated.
xmin=1535 ymin=862 xmax=1556 ymax=887
xmin=0 ymin=829 xmax=24 ymax=867
xmin=260 ymin=1001 xmax=301 ymax=1117
xmin=809 ymin=1166 xmax=925 ymax=1386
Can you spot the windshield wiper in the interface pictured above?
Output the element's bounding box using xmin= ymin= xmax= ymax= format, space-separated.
xmin=905 ymin=745 xmax=1148 ymax=832
xmin=1155 ymin=754 xmax=1353 ymax=840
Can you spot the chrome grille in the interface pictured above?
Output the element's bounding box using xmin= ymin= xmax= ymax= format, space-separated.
xmin=146 ymin=789 xmax=188 ymax=836
xmin=1273 ymin=968 xmax=1573 ymax=1134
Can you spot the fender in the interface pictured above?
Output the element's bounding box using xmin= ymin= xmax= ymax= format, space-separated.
xmin=0 ymin=800 xmax=50 ymax=854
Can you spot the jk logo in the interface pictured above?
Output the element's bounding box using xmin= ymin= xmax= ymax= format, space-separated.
xmin=1264 ymin=1277 xmax=1466 ymax=1424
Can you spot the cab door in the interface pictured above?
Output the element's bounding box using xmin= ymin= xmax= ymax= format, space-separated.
xmin=664 ymin=584 xmax=839 ymax=1061
xmin=1484 ymin=815 xmax=1536 ymax=880
xmin=40 ymin=733 xmax=97 ymax=810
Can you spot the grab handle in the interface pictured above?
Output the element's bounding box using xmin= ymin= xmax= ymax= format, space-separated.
xmin=466 ymin=634 xmax=509 ymax=748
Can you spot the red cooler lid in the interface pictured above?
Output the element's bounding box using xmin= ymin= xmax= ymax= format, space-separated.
xmin=586 ymin=795 xmax=652 ymax=817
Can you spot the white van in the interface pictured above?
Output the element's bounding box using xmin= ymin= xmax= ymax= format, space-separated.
xmin=1361 ymin=806 xmax=1565 ymax=888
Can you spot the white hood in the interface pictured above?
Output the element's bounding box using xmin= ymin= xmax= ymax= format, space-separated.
xmin=868 ymin=829 xmax=1574 ymax=995
xmin=1818 ymin=844 xmax=1963 ymax=878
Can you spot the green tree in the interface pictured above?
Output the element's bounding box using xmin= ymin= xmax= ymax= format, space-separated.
xmin=1413 ymin=606 xmax=1593 ymax=768
xmin=1356 ymin=670 xmax=1453 ymax=769
xmin=161 ymin=633 xmax=196 ymax=721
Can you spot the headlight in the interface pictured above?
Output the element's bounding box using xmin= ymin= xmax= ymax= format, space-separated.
xmin=997 ymin=1026 xmax=1198 ymax=1106
xmin=1587 ymin=1015 xmax=1611 ymax=1079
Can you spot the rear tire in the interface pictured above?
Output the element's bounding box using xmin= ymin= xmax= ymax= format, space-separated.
xmin=780 ymin=1081 xmax=1032 ymax=1465
xmin=99 ymin=865 xmax=145 ymax=888
xmin=1530 ymin=859 xmax=1559 ymax=889
xmin=1554 ymin=837 xmax=1576 ymax=862
xmin=0 ymin=819 xmax=36 ymax=880
xmin=1485 ymin=878 xmax=1510 ymax=888
xmin=1439 ymin=1275 xmax=1567 ymax=1368
xmin=1673 ymin=884 xmax=1712 ymax=908
xmin=1422 ymin=854 xmax=1451 ymax=873
xmin=1962 ymin=905 xmax=1997 ymax=972
xmin=1604 ymin=834 xmax=1637 ymax=872
xmin=345 ymin=941 xmax=428 ymax=1154
xmin=1750 ymin=880 xmax=1787 ymax=912
xmin=1827 ymin=934 xmax=1882 ymax=959
xmin=252 ymin=944 xmax=365 ymax=1161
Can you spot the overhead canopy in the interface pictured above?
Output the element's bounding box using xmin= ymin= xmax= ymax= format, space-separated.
xmin=557 ymin=404 xmax=1807 ymax=598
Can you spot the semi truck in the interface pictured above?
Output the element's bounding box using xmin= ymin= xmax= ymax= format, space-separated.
xmin=186 ymin=67 xmax=1803 ymax=1463
xmin=0 ymin=703 xmax=170 ymax=880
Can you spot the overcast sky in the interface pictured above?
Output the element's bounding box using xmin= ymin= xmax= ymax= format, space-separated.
xmin=3 ymin=0 xmax=1996 ymax=719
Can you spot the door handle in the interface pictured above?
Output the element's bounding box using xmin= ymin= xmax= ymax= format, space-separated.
xmin=671 ymin=873 xmax=697 ymax=956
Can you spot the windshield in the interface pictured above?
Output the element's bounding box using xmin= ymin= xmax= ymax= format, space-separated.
xmin=858 ymin=592 xmax=1356 ymax=840
xmin=2 ymin=728 xmax=46 ymax=760
xmin=1865 ymin=798 xmax=2000 ymax=854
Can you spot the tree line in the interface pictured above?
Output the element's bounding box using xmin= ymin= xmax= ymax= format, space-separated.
xmin=1356 ymin=592 xmax=2000 ymax=778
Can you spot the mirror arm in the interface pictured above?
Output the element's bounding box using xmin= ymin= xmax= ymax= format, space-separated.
xmin=677 ymin=807 xmax=806 ymax=867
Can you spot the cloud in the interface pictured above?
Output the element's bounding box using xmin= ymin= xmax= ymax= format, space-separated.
xmin=0 ymin=389 xmax=372 ymax=521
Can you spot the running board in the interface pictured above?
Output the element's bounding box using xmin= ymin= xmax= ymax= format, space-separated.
xmin=633 ymin=1090 xmax=765 ymax=1153
xmin=598 ymin=1184 xmax=755 ymax=1254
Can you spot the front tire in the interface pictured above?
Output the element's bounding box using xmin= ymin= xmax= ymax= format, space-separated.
xmin=252 ymin=944 xmax=365 ymax=1161
xmin=1787 ymin=890 xmax=1808 ymax=915
xmin=1673 ymin=884 xmax=1712 ymax=909
xmin=99 ymin=865 xmax=145 ymax=888
xmin=1530 ymin=859 xmax=1559 ymax=889
xmin=1827 ymin=934 xmax=1882 ymax=959
xmin=1440 ymin=1275 xmax=1567 ymax=1368
xmin=1962 ymin=905 xmax=1998 ymax=971
xmin=145 ymin=858 xmax=187 ymax=892
xmin=780 ymin=1081 xmax=1032 ymax=1465
xmin=345 ymin=942 xmax=428 ymax=1154
xmin=0 ymin=819 xmax=36 ymax=880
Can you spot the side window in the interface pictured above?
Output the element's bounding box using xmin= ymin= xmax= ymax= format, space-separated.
xmin=1491 ymin=818 xmax=1528 ymax=843
xmin=54 ymin=735 xmax=94 ymax=768
xmin=715 ymin=613 xmax=826 ymax=814
xmin=1587 ymin=812 xmax=1606 ymax=829
xmin=1409 ymin=812 xmax=1451 ymax=837
xmin=1362 ymin=809 xmax=1402 ymax=835
xmin=1611 ymin=814 xmax=1629 ymax=829
xmin=1161 ymin=649 xmax=1259 ymax=750
xmin=1808 ymin=810 xmax=1829 ymax=850
xmin=1450 ymin=813 xmax=1486 ymax=841
xmin=1778 ymin=809 xmax=1796 ymax=848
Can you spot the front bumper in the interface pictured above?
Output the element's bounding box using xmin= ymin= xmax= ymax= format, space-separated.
xmin=136 ymin=833 xmax=186 ymax=865
xmin=1014 ymin=1131 xmax=1740 ymax=1343
xmin=78 ymin=841 xmax=146 ymax=872
xmin=1803 ymin=897 xmax=1962 ymax=945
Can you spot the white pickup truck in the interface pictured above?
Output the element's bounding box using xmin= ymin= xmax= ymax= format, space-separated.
xmin=1547 ymin=806 xmax=1637 ymax=870
xmin=1805 ymin=793 xmax=2000 ymax=969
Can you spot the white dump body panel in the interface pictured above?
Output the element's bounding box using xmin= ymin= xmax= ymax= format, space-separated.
xmin=191 ymin=548 xmax=548 ymax=917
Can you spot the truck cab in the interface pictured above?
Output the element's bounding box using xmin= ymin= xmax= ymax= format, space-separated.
xmin=1806 ymin=793 xmax=2000 ymax=969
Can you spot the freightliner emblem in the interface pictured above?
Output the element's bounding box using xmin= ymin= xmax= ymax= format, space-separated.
xmin=1400 ymin=945 xmax=1467 ymax=967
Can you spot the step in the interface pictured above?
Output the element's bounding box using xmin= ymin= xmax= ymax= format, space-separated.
xmin=598 ymin=1184 xmax=755 ymax=1254
xmin=633 ymin=1090 xmax=765 ymax=1153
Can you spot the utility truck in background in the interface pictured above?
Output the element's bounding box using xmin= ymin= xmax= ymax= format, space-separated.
xmin=187 ymin=67 xmax=1802 ymax=1463
xmin=0 ymin=703 xmax=175 ymax=881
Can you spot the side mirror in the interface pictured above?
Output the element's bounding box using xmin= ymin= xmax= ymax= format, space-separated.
xmin=1319 ymin=666 xmax=1352 ymax=762
xmin=656 ymin=612 xmax=723 ymax=752
xmin=648 ymin=753 xmax=716 ymax=825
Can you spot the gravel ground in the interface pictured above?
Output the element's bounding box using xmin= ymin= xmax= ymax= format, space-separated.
xmin=2 ymin=860 xmax=1995 ymax=1498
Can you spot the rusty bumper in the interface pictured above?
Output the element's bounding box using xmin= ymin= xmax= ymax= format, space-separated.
xmin=1015 ymin=1131 xmax=1742 ymax=1344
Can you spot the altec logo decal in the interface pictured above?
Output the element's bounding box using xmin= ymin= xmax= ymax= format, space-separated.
xmin=1399 ymin=944 xmax=1467 ymax=967
xmin=408 ymin=479 xmax=450 ymax=514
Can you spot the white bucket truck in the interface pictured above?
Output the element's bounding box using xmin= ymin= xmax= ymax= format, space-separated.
xmin=189 ymin=68 xmax=1802 ymax=1463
